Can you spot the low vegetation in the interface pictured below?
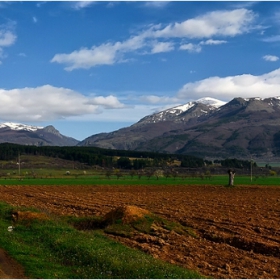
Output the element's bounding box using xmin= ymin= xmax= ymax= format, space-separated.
xmin=0 ymin=202 xmax=203 ymax=279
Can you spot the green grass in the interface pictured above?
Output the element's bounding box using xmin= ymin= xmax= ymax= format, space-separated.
xmin=95 ymin=213 xmax=198 ymax=239
xmin=0 ymin=174 xmax=279 ymax=186
xmin=0 ymin=202 xmax=203 ymax=279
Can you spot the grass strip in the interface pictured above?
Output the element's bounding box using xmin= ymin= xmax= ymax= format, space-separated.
xmin=0 ymin=202 xmax=203 ymax=279
xmin=0 ymin=174 xmax=279 ymax=186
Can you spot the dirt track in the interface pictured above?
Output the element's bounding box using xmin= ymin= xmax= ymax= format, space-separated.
xmin=0 ymin=184 xmax=279 ymax=279
xmin=0 ymin=248 xmax=26 ymax=279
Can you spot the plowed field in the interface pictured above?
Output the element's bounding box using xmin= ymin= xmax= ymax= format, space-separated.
xmin=0 ymin=184 xmax=279 ymax=279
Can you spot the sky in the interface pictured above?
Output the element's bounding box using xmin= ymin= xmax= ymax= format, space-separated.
xmin=1 ymin=1 xmax=280 ymax=140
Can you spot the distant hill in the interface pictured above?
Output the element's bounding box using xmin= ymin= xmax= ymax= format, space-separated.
xmin=0 ymin=122 xmax=78 ymax=146
xmin=78 ymin=97 xmax=280 ymax=161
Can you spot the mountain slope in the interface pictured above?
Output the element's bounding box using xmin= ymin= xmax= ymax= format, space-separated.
xmin=135 ymin=97 xmax=225 ymax=125
xmin=141 ymin=97 xmax=280 ymax=159
xmin=0 ymin=122 xmax=78 ymax=146
xmin=79 ymin=97 xmax=280 ymax=160
xmin=79 ymin=98 xmax=224 ymax=150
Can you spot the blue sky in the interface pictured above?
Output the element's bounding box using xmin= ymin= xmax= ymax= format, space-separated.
xmin=1 ymin=1 xmax=280 ymax=140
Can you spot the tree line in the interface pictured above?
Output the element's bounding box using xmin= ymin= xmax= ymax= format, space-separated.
xmin=0 ymin=143 xmax=204 ymax=169
xmin=0 ymin=143 xmax=257 ymax=170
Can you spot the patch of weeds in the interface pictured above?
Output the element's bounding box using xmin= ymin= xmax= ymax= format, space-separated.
xmin=113 ymin=213 xmax=198 ymax=239
xmin=104 ymin=223 xmax=134 ymax=238
xmin=162 ymin=220 xmax=198 ymax=238
xmin=131 ymin=214 xmax=157 ymax=234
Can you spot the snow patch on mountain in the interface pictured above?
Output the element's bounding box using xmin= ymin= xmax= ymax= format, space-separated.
xmin=166 ymin=97 xmax=225 ymax=115
xmin=136 ymin=97 xmax=226 ymax=125
xmin=196 ymin=97 xmax=226 ymax=108
xmin=170 ymin=102 xmax=196 ymax=112
xmin=0 ymin=122 xmax=43 ymax=132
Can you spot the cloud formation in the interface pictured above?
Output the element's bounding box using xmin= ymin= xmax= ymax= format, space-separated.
xmin=0 ymin=85 xmax=124 ymax=122
xmin=200 ymin=39 xmax=227 ymax=45
xmin=143 ymin=1 xmax=170 ymax=9
xmin=0 ymin=21 xmax=17 ymax=64
xmin=263 ymin=55 xmax=279 ymax=62
xmin=177 ymin=68 xmax=280 ymax=101
xmin=179 ymin=43 xmax=202 ymax=53
xmin=51 ymin=35 xmax=145 ymax=70
xmin=70 ymin=1 xmax=96 ymax=10
xmin=51 ymin=8 xmax=257 ymax=70
xmin=150 ymin=41 xmax=174 ymax=54
xmin=151 ymin=9 xmax=255 ymax=39
xmin=0 ymin=30 xmax=16 ymax=46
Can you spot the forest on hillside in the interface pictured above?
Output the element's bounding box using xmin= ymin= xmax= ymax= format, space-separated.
xmin=0 ymin=143 xmax=254 ymax=170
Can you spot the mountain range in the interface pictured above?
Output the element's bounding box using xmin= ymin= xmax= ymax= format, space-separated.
xmin=1 ymin=96 xmax=280 ymax=161
xmin=0 ymin=122 xmax=78 ymax=146
xmin=79 ymin=96 xmax=280 ymax=161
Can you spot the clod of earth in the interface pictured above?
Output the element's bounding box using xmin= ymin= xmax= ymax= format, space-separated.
xmin=11 ymin=210 xmax=49 ymax=223
xmin=104 ymin=205 xmax=151 ymax=224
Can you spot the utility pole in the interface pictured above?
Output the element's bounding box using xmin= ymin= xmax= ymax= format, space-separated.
xmin=18 ymin=152 xmax=21 ymax=177
xmin=250 ymin=157 xmax=253 ymax=183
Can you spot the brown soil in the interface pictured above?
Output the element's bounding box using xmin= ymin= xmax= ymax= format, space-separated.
xmin=0 ymin=184 xmax=279 ymax=279
xmin=0 ymin=249 xmax=26 ymax=279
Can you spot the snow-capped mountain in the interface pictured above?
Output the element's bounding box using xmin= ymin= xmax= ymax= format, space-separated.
xmin=78 ymin=96 xmax=280 ymax=161
xmin=0 ymin=122 xmax=43 ymax=132
xmin=0 ymin=122 xmax=78 ymax=146
xmin=136 ymin=97 xmax=226 ymax=125
xmin=195 ymin=97 xmax=226 ymax=108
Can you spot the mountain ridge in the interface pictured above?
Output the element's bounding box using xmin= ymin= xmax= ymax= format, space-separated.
xmin=0 ymin=122 xmax=78 ymax=146
xmin=2 ymin=96 xmax=280 ymax=160
xmin=78 ymin=96 xmax=280 ymax=161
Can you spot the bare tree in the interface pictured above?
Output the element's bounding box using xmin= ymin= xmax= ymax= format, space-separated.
xmin=105 ymin=169 xmax=113 ymax=179
xmin=129 ymin=170 xmax=136 ymax=179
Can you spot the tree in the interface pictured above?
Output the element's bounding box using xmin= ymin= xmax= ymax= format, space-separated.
xmin=228 ymin=169 xmax=235 ymax=186
xmin=129 ymin=170 xmax=136 ymax=179
xmin=117 ymin=157 xmax=132 ymax=169
xmin=115 ymin=170 xmax=123 ymax=180
xmin=171 ymin=170 xmax=178 ymax=180
xmin=145 ymin=170 xmax=154 ymax=180
xmin=105 ymin=169 xmax=113 ymax=179
xmin=163 ymin=170 xmax=171 ymax=179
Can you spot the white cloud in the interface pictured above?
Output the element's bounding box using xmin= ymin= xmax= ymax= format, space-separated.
xmin=0 ymin=85 xmax=125 ymax=122
xmin=200 ymin=39 xmax=227 ymax=45
xmin=151 ymin=9 xmax=256 ymax=39
xmin=87 ymin=95 xmax=125 ymax=109
xmin=263 ymin=55 xmax=279 ymax=62
xmin=51 ymin=35 xmax=145 ymax=70
xmin=0 ymin=21 xmax=16 ymax=64
xmin=51 ymin=44 xmax=117 ymax=70
xmin=150 ymin=41 xmax=174 ymax=54
xmin=177 ymin=68 xmax=280 ymax=100
xmin=33 ymin=17 xmax=38 ymax=23
xmin=143 ymin=2 xmax=170 ymax=9
xmin=263 ymin=35 xmax=280 ymax=42
xmin=51 ymin=8 xmax=257 ymax=70
xmin=179 ymin=43 xmax=202 ymax=53
xmin=71 ymin=1 xmax=96 ymax=10
xmin=0 ymin=30 xmax=16 ymax=47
